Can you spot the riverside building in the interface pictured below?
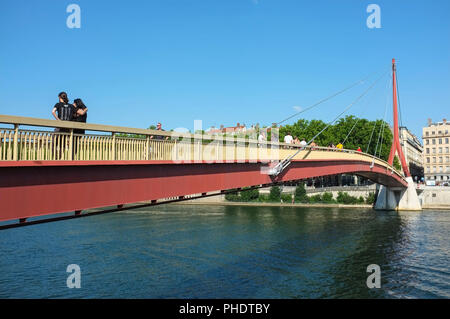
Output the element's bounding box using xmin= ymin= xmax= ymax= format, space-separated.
xmin=423 ymin=118 xmax=450 ymax=185
xmin=399 ymin=126 xmax=423 ymax=181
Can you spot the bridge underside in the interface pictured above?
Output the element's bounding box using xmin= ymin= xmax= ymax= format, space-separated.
xmin=0 ymin=159 xmax=407 ymax=223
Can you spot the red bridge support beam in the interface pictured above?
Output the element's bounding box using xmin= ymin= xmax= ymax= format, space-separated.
xmin=0 ymin=160 xmax=407 ymax=223
xmin=388 ymin=58 xmax=411 ymax=177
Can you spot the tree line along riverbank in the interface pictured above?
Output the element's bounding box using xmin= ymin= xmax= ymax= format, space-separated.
xmin=225 ymin=184 xmax=376 ymax=205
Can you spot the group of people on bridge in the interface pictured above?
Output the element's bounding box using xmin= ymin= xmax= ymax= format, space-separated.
xmin=50 ymin=91 xmax=362 ymax=154
xmin=51 ymin=92 xmax=88 ymax=134
xmin=282 ymin=132 xmax=362 ymax=152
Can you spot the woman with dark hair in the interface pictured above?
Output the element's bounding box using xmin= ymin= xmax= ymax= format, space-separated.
xmin=72 ymin=98 xmax=88 ymax=134
xmin=52 ymin=92 xmax=73 ymax=121
xmin=51 ymin=91 xmax=76 ymax=133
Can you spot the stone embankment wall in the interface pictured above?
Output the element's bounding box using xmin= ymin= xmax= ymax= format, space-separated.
xmin=419 ymin=187 xmax=450 ymax=209
xmin=187 ymin=185 xmax=377 ymax=203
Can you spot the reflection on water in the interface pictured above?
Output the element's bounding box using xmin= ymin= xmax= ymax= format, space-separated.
xmin=0 ymin=205 xmax=448 ymax=298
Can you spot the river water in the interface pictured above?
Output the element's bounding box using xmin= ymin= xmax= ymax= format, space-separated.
xmin=0 ymin=205 xmax=449 ymax=299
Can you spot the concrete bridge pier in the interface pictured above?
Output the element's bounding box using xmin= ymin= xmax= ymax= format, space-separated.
xmin=374 ymin=177 xmax=422 ymax=211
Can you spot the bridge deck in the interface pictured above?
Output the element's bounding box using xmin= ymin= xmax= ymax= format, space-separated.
xmin=0 ymin=115 xmax=407 ymax=225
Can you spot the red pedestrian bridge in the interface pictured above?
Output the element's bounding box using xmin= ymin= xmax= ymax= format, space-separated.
xmin=0 ymin=114 xmax=407 ymax=227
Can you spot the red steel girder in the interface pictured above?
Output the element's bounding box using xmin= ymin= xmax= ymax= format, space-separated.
xmin=0 ymin=160 xmax=406 ymax=222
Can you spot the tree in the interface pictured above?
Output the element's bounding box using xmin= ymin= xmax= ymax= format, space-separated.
xmin=269 ymin=186 xmax=281 ymax=202
xmin=240 ymin=187 xmax=259 ymax=202
xmin=366 ymin=192 xmax=376 ymax=204
xmin=294 ymin=183 xmax=308 ymax=203
xmin=393 ymin=156 xmax=401 ymax=171
xmin=278 ymin=116 xmax=393 ymax=161
xmin=322 ymin=192 xmax=334 ymax=203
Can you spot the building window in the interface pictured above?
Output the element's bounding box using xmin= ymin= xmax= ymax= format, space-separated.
xmin=446 ymin=138 xmax=449 ymax=144
xmin=432 ymin=131 xmax=435 ymax=135
xmin=439 ymin=157 xmax=443 ymax=163
xmin=439 ymin=138 xmax=442 ymax=144
xmin=446 ymin=147 xmax=449 ymax=153
xmin=426 ymin=157 xmax=430 ymax=163
xmin=433 ymin=148 xmax=436 ymax=153
xmin=439 ymin=147 xmax=443 ymax=153
xmin=433 ymin=157 xmax=436 ymax=163
xmin=447 ymin=157 xmax=450 ymax=163
xmin=432 ymin=139 xmax=436 ymax=144
xmin=426 ymin=139 xmax=429 ymax=145
xmin=439 ymin=131 xmax=442 ymax=135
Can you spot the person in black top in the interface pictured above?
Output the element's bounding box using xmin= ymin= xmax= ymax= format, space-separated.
xmin=52 ymin=92 xmax=76 ymax=132
xmin=150 ymin=122 xmax=169 ymax=140
xmin=72 ymin=98 xmax=88 ymax=134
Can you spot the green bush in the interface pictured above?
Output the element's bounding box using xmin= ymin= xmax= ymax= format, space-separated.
xmin=322 ymin=192 xmax=335 ymax=203
xmin=366 ymin=192 xmax=376 ymax=204
xmin=308 ymin=194 xmax=322 ymax=203
xmin=281 ymin=194 xmax=292 ymax=203
xmin=336 ymin=191 xmax=358 ymax=204
xmin=240 ymin=187 xmax=259 ymax=202
xmin=295 ymin=183 xmax=309 ymax=203
xmin=269 ymin=186 xmax=281 ymax=202
xmin=393 ymin=156 xmax=401 ymax=171
xmin=225 ymin=194 xmax=239 ymax=201
xmin=358 ymin=196 xmax=365 ymax=204
xmin=225 ymin=193 xmax=240 ymax=202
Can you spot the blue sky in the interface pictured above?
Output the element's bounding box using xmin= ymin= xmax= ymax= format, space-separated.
xmin=0 ymin=0 xmax=449 ymax=138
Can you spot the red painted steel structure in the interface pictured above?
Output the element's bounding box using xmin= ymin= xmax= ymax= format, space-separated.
xmin=388 ymin=58 xmax=411 ymax=177
xmin=0 ymin=159 xmax=407 ymax=223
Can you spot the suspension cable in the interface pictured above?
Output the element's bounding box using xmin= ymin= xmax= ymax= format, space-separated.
xmin=340 ymin=71 xmax=387 ymax=146
xmin=276 ymin=72 xmax=377 ymax=126
xmin=269 ymin=70 xmax=389 ymax=176
xmin=365 ymin=120 xmax=377 ymax=153
xmin=373 ymin=77 xmax=391 ymax=160
xmin=308 ymin=71 xmax=388 ymax=147
xmin=367 ymin=75 xmax=390 ymax=154
xmin=342 ymin=116 xmax=361 ymax=145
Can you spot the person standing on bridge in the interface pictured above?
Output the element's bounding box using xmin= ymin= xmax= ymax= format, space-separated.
xmin=72 ymin=98 xmax=88 ymax=134
xmin=356 ymin=146 xmax=362 ymax=152
xmin=300 ymin=138 xmax=307 ymax=147
xmin=336 ymin=142 xmax=343 ymax=150
xmin=52 ymin=92 xmax=75 ymax=132
xmin=284 ymin=132 xmax=293 ymax=149
xmin=52 ymin=92 xmax=87 ymax=133
xmin=150 ymin=123 xmax=169 ymax=140
xmin=258 ymin=131 xmax=266 ymax=146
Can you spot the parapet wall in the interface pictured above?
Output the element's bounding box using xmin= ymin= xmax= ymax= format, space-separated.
xmin=420 ymin=187 xmax=450 ymax=209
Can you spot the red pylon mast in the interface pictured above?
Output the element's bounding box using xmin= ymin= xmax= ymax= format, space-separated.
xmin=388 ymin=58 xmax=410 ymax=177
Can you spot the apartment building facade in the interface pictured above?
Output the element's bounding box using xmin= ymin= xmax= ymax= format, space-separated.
xmin=423 ymin=118 xmax=450 ymax=184
xmin=399 ymin=126 xmax=423 ymax=180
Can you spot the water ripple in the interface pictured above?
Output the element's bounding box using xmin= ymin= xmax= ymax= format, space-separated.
xmin=0 ymin=206 xmax=448 ymax=298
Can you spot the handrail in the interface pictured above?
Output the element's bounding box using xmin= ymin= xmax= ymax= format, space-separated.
xmin=0 ymin=114 xmax=275 ymax=145
xmin=0 ymin=114 xmax=405 ymax=180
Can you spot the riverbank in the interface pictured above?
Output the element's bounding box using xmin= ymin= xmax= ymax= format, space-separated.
xmin=174 ymin=201 xmax=450 ymax=210
xmin=172 ymin=201 xmax=373 ymax=208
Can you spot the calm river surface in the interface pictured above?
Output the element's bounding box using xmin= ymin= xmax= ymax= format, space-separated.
xmin=0 ymin=205 xmax=449 ymax=298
